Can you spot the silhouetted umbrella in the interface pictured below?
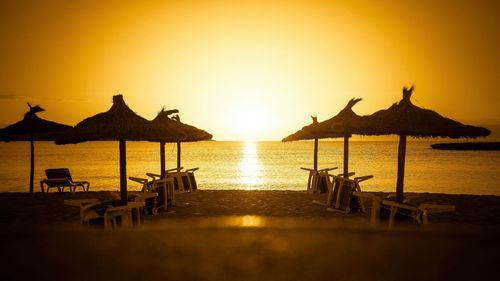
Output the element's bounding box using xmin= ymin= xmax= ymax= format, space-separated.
xmin=282 ymin=99 xmax=373 ymax=177
xmin=0 ymin=103 xmax=72 ymax=193
xmin=282 ymin=115 xmax=337 ymax=172
xmin=150 ymin=109 xmax=211 ymax=178
xmin=307 ymin=98 xmax=378 ymax=178
xmin=365 ymin=86 xmax=491 ymax=202
xmin=55 ymin=95 xmax=186 ymax=203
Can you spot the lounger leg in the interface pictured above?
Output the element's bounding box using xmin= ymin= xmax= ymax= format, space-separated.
xmin=370 ymin=200 xmax=381 ymax=225
xmin=422 ymin=212 xmax=429 ymax=226
xmin=306 ymin=171 xmax=313 ymax=192
xmin=389 ymin=206 xmax=398 ymax=227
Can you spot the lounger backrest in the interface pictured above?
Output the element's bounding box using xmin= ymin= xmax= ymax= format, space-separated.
xmin=45 ymin=168 xmax=73 ymax=182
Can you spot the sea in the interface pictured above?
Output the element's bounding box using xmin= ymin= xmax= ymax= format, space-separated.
xmin=0 ymin=141 xmax=499 ymax=195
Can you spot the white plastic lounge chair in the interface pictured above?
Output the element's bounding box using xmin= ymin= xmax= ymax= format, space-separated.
xmin=164 ymin=167 xmax=194 ymax=192
xmin=64 ymin=199 xmax=144 ymax=229
xmin=381 ymin=200 xmax=456 ymax=227
xmin=129 ymin=176 xmax=174 ymax=214
xmin=41 ymin=168 xmax=90 ymax=194
xmin=326 ymin=175 xmax=373 ymax=213
xmin=301 ymin=167 xmax=338 ymax=193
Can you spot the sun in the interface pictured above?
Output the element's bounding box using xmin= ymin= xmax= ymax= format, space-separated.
xmin=228 ymin=104 xmax=275 ymax=141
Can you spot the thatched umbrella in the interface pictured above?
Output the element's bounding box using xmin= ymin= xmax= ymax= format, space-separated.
xmin=364 ymin=86 xmax=491 ymax=202
xmin=283 ymin=99 xmax=374 ymax=178
xmin=149 ymin=109 xmax=211 ymax=178
xmin=169 ymin=114 xmax=212 ymax=171
xmin=306 ymin=98 xmax=374 ymax=178
xmin=55 ymin=95 xmax=186 ymax=203
xmin=282 ymin=116 xmax=340 ymax=172
xmin=0 ymin=103 xmax=72 ymax=193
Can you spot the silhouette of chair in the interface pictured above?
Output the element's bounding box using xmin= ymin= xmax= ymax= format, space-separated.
xmin=184 ymin=167 xmax=199 ymax=191
xmin=381 ymin=200 xmax=456 ymax=227
xmin=40 ymin=168 xmax=90 ymax=194
xmin=162 ymin=167 xmax=196 ymax=192
xmin=301 ymin=167 xmax=338 ymax=193
xmin=64 ymin=199 xmax=144 ymax=229
xmin=129 ymin=176 xmax=175 ymax=214
xmin=323 ymin=174 xmax=381 ymax=223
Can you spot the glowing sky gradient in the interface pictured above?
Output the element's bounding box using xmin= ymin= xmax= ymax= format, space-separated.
xmin=1 ymin=0 xmax=499 ymax=140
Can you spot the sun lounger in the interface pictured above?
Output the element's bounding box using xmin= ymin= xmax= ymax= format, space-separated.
xmin=64 ymin=199 xmax=145 ymax=229
xmin=301 ymin=167 xmax=338 ymax=193
xmin=326 ymin=175 xmax=374 ymax=213
xmin=40 ymin=168 xmax=90 ymax=194
xmin=185 ymin=167 xmax=199 ymax=191
xmin=381 ymin=200 xmax=456 ymax=227
xmin=129 ymin=176 xmax=174 ymax=214
xmin=161 ymin=167 xmax=200 ymax=192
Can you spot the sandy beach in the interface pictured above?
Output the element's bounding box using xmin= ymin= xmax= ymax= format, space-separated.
xmin=1 ymin=190 xmax=500 ymax=281
xmin=1 ymin=190 xmax=500 ymax=229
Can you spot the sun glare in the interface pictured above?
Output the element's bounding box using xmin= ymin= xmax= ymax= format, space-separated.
xmin=238 ymin=141 xmax=263 ymax=188
xmin=229 ymin=104 xmax=275 ymax=141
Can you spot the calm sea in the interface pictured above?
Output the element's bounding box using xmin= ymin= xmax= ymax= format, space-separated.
xmin=0 ymin=141 xmax=499 ymax=195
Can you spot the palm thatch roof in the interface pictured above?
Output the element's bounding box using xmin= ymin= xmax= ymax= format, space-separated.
xmin=151 ymin=109 xmax=212 ymax=142
xmin=366 ymin=86 xmax=490 ymax=203
xmin=1 ymin=103 xmax=72 ymax=141
xmin=363 ymin=86 xmax=490 ymax=138
xmin=282 ymin=115 xmax=344 ymax=142
xmin=0 ymin=103 xmax=72 ymax=193
xmin=55 ymin=95 xmax=186 ymax=144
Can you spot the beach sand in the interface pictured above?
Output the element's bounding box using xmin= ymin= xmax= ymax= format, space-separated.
xmin=1 ymin=190 xmax=500 ymax=280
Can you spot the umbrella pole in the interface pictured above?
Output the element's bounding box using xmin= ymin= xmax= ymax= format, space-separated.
xmin=396 ymin=134 xmax=407 ymax=203
xmin=29 ymin=134 xmax=34 ymax=194
xmin=177 ymin=142 xmax=181 ymax=169
xmin=119 ymin=140 xmax=127 ymax=204
xmin=160 ymin=142 xmax=166 ymax=179
xmin=313 ymin=138 xmax=318 ymax=171
xmin=343 ymin=135 xmax=349 ymax=178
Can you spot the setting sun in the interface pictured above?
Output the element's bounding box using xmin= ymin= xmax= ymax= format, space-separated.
xmin=0 ymin=0 xmax=499 ymax=140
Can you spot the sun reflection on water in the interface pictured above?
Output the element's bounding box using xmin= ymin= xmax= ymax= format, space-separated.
xmin=238 ymin=141 xmax=263 ymax=189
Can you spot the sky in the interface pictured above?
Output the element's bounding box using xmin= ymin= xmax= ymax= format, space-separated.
xmin=1 ymin=0 xmax=499 ymax=141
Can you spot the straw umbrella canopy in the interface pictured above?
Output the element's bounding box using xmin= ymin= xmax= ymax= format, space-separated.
xmin=283 ymin=99 xmax=374 ymax=177
xmin=0 ymin=103 xmax=72 ymax=193
xmin=55 ymin=95 xmax=186 ymax=203
xmin=283 ymin=115 xmax=344 ymax=172
xmin=306 ymin=98 xmax=379 ymax=178
xmin=149 ymin=108 xmax=211 ymax=178
xmin=364 ymin=86 xmax=491 ymax=202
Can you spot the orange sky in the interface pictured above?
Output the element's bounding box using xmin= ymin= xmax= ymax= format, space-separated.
xmin=1 ymin=0 xmax=499 ymax=140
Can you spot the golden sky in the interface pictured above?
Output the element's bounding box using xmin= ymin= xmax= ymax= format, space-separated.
xmin=1 ymin=0 xmax=499 ymax=140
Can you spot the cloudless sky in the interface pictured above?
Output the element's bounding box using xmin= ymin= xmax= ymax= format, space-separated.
xmin=1 ymin=0 xmax=499 ymax=140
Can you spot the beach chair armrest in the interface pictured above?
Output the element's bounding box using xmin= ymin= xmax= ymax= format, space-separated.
xmin=129 ymin=177 xmax=149 ymax=184
xmin=146 ymin=173 xmax=161 ymax=180
xmin=166 ymin=167 xmax=183 ymax=172
xmin=185 ymin=167 xmax=199 ymax=172
xmin=337 ymin=172 xmax=356 ymax=177
xmin=354 ymin=175 xmax=374 ymax=182
xmin=300 ymin=167 xmax=315 ymax=172
xmin=318 ymin=167 xmax=338 ymax=172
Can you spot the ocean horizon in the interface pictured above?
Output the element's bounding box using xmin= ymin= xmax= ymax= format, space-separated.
xmin=0 ymin=140 xmax=499 ymax=195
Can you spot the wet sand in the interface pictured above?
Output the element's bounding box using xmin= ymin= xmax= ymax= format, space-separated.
xmin=1 ymin=190 xmax=500 ymax=280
